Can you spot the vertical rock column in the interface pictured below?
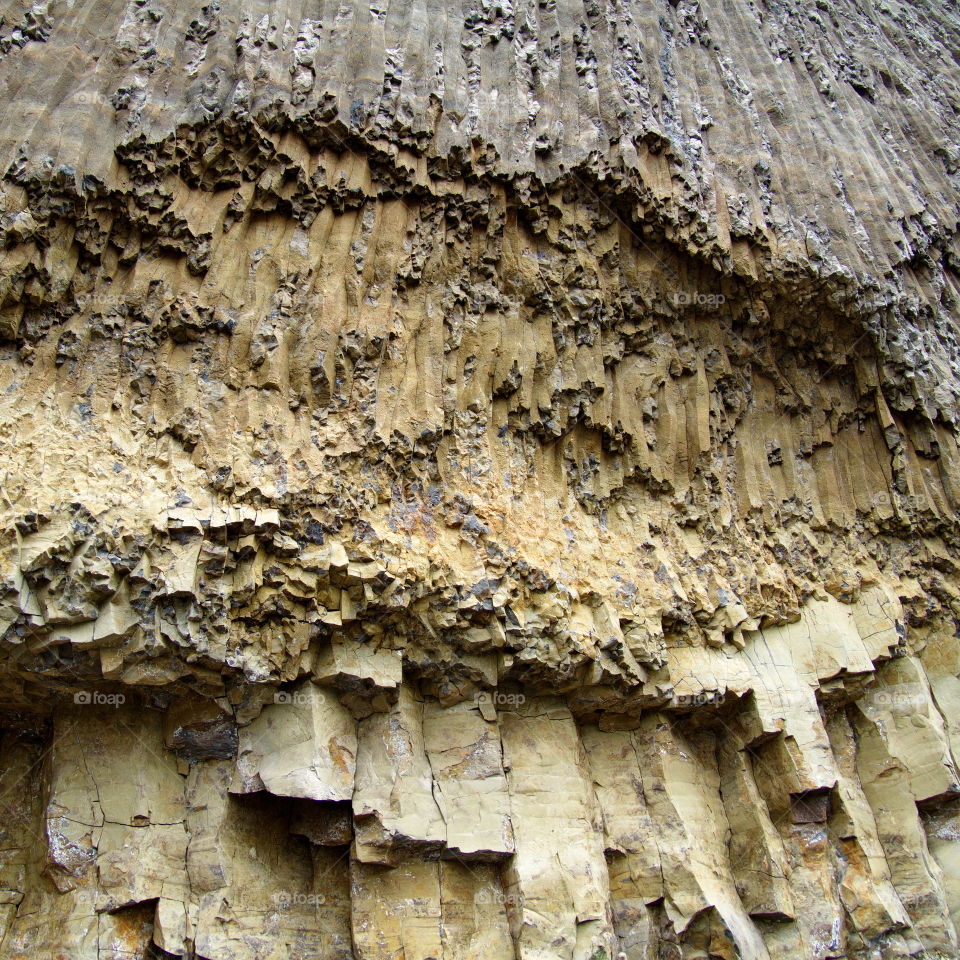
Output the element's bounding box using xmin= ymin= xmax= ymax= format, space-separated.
xmin=632 ymin=715 xmax=771 ymax=960
xmin=582 ymin=725 xmax=667 ymax=959
xmin=3 ymin=706 xmax=190 ymax=959
xmin=498 ymin=697 xmax=616 ymax=960
xmin=350 ymin=690 xmax=515 ymax=959
xmin=188 ymin=761 xmax=353 ymax=960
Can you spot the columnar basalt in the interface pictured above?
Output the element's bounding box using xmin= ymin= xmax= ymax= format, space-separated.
xmin=0 ymin=0 xmax=959 ymax=957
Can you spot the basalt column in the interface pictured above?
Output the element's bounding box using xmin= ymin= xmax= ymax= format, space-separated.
xmin=1 ymin=0 xmax=960 ymax=958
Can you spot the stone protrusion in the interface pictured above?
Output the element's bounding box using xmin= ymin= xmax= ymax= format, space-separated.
xmin=1 ymin=0 xmax=960 ymax=955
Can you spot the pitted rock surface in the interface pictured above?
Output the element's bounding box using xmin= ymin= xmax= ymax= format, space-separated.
xmin=1 ymin=0 xmax=960 ymax=957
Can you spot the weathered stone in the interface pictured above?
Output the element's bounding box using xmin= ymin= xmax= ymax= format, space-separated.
xmin=0 ymin=0 xmax=959 ymax=955
xmin=350 ymin=856 xmax=514 ymax=960
xmin=499 ymin=698 xmax=616 ymax=960
xmin=352 ymin=685 xmax=446 ymax=865
xmin=232 ymin=680 xmax=356 ymax=802
xmin=187 ymin=762 xmax=353 ymax=960
xmin=422 ymin=698 xmax=514 ymax=860
xmin=164 ymin=695 xmax=238 ymax=762
xmin=288 ymin=798 xmax=353 ymax=847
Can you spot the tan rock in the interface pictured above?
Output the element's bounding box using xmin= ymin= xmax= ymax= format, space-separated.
xmin=188 ymin=761 xmax=353 ymax=960
xmin=232 ymin=680 xmax=356 ymax=801
xmin=422 ymin=698 xmax=513 ymax=860
xmin=352 ymin=685 xmax=446 ymax=864
xmin=499 ymin=698 xmax=616 ymax=960
xmin=0 ymin=0 xmax=959 ymax=954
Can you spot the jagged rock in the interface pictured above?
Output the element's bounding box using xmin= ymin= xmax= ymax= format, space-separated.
xmin=352 ymin=686 xmax=447 ymax=864
xmin=231 ymin=680 xmax=356 ymax=801
xmin=499 ymin=698 xmax=616 ymax=959
xmin=0 ymin=0 xmax=959 ymax=957
xmin=164 ymin=695 xmax=239 ymax=763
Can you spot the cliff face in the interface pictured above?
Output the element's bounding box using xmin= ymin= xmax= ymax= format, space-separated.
xmin=0 ymin=0 xmax=959 ymax=957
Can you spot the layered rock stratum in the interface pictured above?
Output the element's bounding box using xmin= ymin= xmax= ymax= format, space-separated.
xmin=0 ymin=0 xmax=959 ymax=957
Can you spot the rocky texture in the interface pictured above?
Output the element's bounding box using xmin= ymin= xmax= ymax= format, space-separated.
xmin=0 ymin=0 xmax=959 ymax=956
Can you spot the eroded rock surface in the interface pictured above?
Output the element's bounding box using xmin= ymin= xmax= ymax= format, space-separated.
xmin=0 ymin=0 xmax=959 ymax=956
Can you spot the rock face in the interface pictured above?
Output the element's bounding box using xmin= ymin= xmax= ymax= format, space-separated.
xmin=0 ymin=0 xmax=959 ymax=956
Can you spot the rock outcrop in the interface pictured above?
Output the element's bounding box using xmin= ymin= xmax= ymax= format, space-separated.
xmin=0 ymin=0 xmax=959 ymax=957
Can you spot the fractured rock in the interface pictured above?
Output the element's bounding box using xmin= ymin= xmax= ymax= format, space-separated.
xmin=232 ymin=680 xmax=357 ymax=801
